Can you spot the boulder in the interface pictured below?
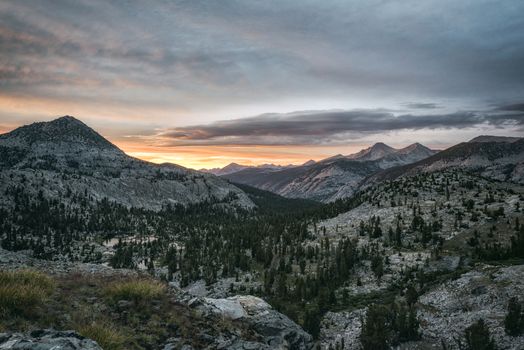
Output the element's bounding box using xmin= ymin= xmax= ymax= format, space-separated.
xmin=189 ymin=295 xmax=313 ymax=349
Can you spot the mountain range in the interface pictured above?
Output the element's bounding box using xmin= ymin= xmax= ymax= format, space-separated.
xmin=1 ymin=116 xmax=521 ymax=205
xmin=221 ymin=142 xmax=438 ymax=202
xmin=365 ymin=135 xmax=524 ymax=186
xmin=200 ymin=162 xmax=295 ymax=176
xmin=217 ymin=136 xmax=524 ymax=202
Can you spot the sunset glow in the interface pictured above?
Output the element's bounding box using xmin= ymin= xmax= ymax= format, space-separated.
xmin=1 ymin=1 xmax=523 ymax=169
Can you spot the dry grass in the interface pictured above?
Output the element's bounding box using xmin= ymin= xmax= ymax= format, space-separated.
xmin=78 ymin=322 xmax=127 ymax=350
xmin=104 ymin=279 xmax=166 ymax=303
xmin=0 ymin=269 xmax=55 ymax=316
xmin=1 ymin=273 xmax=193 ymax=349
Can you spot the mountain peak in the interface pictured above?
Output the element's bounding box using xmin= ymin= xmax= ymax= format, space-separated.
xmin=347 ymin=142 xmax=395 ymax=161
xmin=399 ymin=142 xmax=430 ymax=152
xmin=321 ymin=154 xmax=346 ymax=163
xmin=371 ymin=142 xmax=394 ymax=150
xmin=302 ymin=159 xmax=316 ymax=166
xmin=1 ymin=116 xmax=118 ymax=150
xmin=225 ymin=162 xmax=243 ymax=167
xmin=396 ymin=142 xmax=435 ymax=157
xmin=203 ymin=162 xmax=250 ymax=176
xmin=55 ymin=115 xmax=81 ymax=123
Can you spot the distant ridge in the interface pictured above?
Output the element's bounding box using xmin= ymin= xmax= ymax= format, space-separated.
xmin=222 ymin=141 xmax=437 ymax=202
xmin=302 ymin=159 xmax=316 ymax=166
xmin=201 ymin=162 xmax=250 ymax=176
xmin=201 ymin=162 xmax=294 ymax=176
xmin=469 ymin=135 xmax=521 ymax=143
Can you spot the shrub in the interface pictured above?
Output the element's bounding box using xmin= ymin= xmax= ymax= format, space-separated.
xmin=0 ymin=269 xmax=55 ymax=315
xmin=360 ymin=302 xmax=420 ymax=350
xmin=78 ymin=322 xmax=126 ymax=350
xmin=105 ymin=279 xmax=166 ymax=303
xmin=464 ymin=318 xmax=496 ymax=350
xmin=504 ymin=297 xmax=524 ymax=336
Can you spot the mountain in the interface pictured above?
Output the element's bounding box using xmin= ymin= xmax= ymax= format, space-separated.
xmin=346 ymin=142 xmax=396 ymax=161
xmin=201 ymin=162 xmax=250 ymax=176
xmin=365 ymin=138 xmax=524 ymax=185
xmin=257 ymin=163 xmax=294 ymax=170
xmin=344 ymin=142 xmax=437 ymax=168
xmin=201 ymin=162 xmax=294 ymax=176
xmin=0 ymin=115 xmax=119 ymax=151
xmin=225 ymin=158 xmax=382 ymax=202
xmin=0 ymin=116 xmax=253 ymax=210
xmin=469 ymin=135 xmax=521 ymax=143
xmin=223 ymin=142 xmax=436 ymax=202
xmin=302 ymin=159 xmax=316 ymax=166
xmin=374 ymin=142 xmax=436 ymax=168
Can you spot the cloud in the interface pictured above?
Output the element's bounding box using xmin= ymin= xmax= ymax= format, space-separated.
xmin=1 ymin=0 xmax=524 ymax=115
xmin=496 ymin=103 xmax=524 ymax=112
xmin=154 ymin=108 xmax=524 ymax=146
xmin=404 ymin=103 xmax=441 ymax=110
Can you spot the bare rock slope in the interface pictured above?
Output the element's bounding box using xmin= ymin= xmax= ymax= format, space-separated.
xmin=0 ymin=116 xmax=253 ymax=210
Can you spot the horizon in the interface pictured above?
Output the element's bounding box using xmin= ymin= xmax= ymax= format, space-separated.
xmin=1 ymin=114 xmax=518 ymax=170
xmin=1 ymin=1 xmax=523 ymax=169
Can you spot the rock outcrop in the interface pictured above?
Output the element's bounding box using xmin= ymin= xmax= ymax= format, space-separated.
xmin=319 ymin=264 xmax=524 ymax=350
xmin=188 ymin=295 xmax=313 ymax=349
xmin=418 ymin=264 xmax=524 ymax=349
xmin=0 ymin=330 xmax=102 ymax=350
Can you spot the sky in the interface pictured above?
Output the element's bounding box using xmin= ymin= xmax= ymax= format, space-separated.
xmin=1 ymin=0 xmax=523 ymax=169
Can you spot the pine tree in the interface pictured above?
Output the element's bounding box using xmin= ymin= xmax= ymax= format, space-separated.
xmin=360 ymin=304 xmax=391 ymax=350
xmin=504 ymin=297 xmax=524 ymax=336
xmin=464 ymin=319 xmax=496 ymax=350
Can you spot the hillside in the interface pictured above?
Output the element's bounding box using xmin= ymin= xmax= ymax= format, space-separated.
xmin=0 ymin=116 xmax=253 ymax=210
xmin=365 ymin=138 xmax=524 ymax=186
xmin=469 ymin=135 xmax=522 ymax=143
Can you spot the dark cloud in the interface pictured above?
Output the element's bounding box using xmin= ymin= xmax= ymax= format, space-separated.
xmin=1 ymin=0 xmax=524 ymax=108
xmin=496 ymin=103 xmax=524 ymax=112
xmin=156 ymin=109 xmax=524 ymax=146
xmin=405 ymin=103 xmax=442 ymax=110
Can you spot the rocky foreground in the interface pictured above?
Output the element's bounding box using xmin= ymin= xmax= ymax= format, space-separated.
xmin=0 ymin=248 xmax=311 ymax=350
xmin=2 ymin=245 xmax=524 ymax=349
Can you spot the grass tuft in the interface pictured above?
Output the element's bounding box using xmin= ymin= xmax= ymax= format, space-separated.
xmin=0 ymin=269 xmax=55 ymax=316
xmin=105 ymin=279 xmax=166 ymax=303
xmin=78 ymin=322 xmax=126 ymax=350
